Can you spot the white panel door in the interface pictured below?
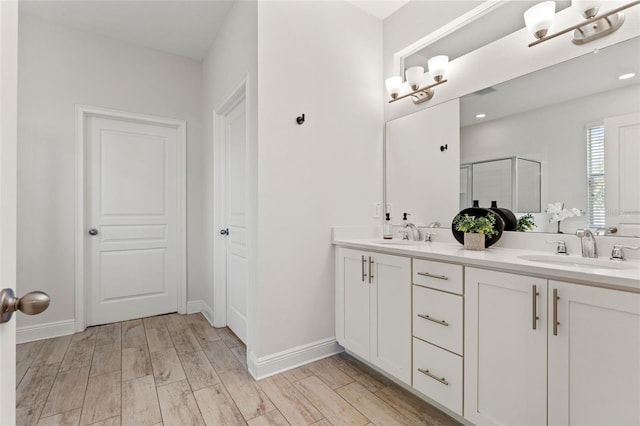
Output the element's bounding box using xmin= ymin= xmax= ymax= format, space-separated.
xmin=370 ymin=253 xmax=411 ymax=385
xmin=0 ymin=1 xmax=18 ymax=422
xmin=548 ymin=281 xmax=640 ymax=426
xmin=465 ymin=268 xmax=547 ymax=426
xmin=224 ymin=99 xmax=248 ymax=344
xmin=605 ymin=113 xmax=640 ymax=236
xmin=87 ymin=116 xmax=179 ymax=325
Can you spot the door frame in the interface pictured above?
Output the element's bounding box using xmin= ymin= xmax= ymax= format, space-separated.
xmin=0 ymin=0 xmax=19 ymax=422
xmin=74 ymin=105 xmax=187 ymax=332
xmin=212 ymin=79 xmax=248 ymax=329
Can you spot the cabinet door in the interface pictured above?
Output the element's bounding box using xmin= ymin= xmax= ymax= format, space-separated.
xmin=370 ymin=252 xmax=411 ymax=384
xmin=336 ymin=248 xmax=370 ymax=360
xmin=465 ymin=268 xmax=547 ymax=426
xmin=548 ymin=281 xmax=640 ymax=426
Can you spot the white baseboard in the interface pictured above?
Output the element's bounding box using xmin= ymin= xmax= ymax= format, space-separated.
xmin=187 ymin=299 xmax=215 ymax=327
xmin=17 ymin=319 xmax=76 ymax=344
xmin=248 ymin=337 xmax=343 ymax=380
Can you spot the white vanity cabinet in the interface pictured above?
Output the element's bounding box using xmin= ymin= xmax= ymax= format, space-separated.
xmin=548 ymin=281 xmax=640 ymax=426
xmin=464 ymin=268 xmax=548 ymax=426
xmin=335 ymin=247 xmax=412 ymax=384
xmin=465 ymin=268 xmax=640 ymax=426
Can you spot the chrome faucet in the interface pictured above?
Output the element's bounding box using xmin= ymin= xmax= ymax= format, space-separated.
xmin=576 ymin=229 xmax=597 ymax=258
xmin=427 ymin=222 xmax=441 ymax=228
xmin=402 ymin=212 xmax=421 ymax=241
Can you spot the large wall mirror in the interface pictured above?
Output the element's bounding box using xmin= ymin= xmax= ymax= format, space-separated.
xmin=386 ymin=36 xmax=640 ymax=237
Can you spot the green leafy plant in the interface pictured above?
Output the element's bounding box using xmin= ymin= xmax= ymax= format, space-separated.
xmin=453 ymin=213 xmax=498 ymax=236
xmin=516 ymin=213 xmax=536 ymax=232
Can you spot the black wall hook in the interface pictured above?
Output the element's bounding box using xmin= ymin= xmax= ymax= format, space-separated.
xmin=296 ymin=113 xmax=305 ymax=125
xmin=440 ymin=144 xmax=448 ymax=152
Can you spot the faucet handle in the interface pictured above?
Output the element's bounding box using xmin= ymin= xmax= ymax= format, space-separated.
xmin=546 ymin=240 xmax=568 ymax=255
xmin=424 ymin=232 xmax=438 ymax=242
xmin=610 ymin=244 xmax=639 ymax=261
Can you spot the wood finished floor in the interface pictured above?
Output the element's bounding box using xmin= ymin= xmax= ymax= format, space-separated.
xmin=16 ymin=313 xmax=459 ymax=426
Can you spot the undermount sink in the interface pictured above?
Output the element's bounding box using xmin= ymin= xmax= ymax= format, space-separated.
xmin=517 ymin=254 xmax=636 ymax=271
xmin=374 ymin=240 xmax=424 ymax=246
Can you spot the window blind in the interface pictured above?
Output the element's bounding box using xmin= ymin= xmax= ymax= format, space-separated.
xmin=587 ymin=124 xmax=605 ymax=228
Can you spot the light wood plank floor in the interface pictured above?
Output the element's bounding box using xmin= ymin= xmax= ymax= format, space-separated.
xmin=16 ymin=313 xmax=460 ymax=426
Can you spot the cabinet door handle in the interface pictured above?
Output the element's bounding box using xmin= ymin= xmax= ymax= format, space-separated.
xmin=532 ymin=284 xmax=540 ymax=330
xmin=417 ymin=313 xmax=449 ymax=327
xmin=417 ymin=368 xmax=449 ymax=386
xmin=361 ymin=256 xmax=367 ymax=282
xmin=368 ymin=257 xmax=374 ymax=284
xmin=417 ymin=272 xmax=448 ymax=280
xmin=553 ymin=288 xmax=560 ymax=336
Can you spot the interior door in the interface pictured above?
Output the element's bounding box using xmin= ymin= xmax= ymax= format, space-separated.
xmin=223 ymin=98 xmax=248 ymax=344
xmin=0 ymin=1 xmax=19 ymax=422
xmin=86 ymin=115 xmax=179 ymax=325
xmin=605 ymin=112 xmax=640 ymax=236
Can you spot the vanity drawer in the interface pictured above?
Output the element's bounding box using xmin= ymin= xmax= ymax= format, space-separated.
xmin=413 ymin=286 xmax=463 ymax=355
xmin=412 ymin=259 xmax=463 ymax=294
xmin=413 ymin=338 xmax=463 ymax=416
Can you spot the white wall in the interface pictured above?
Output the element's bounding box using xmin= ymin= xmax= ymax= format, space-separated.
xmin=254 ymin=1 xmax=383 ymax=362
xmin=461 ymin=85 xmax=640 ymax=234
xmin=201 ymin=0 xmax=258 ymax=324
xmin=17 ymin=15 xmax=203 ymax=328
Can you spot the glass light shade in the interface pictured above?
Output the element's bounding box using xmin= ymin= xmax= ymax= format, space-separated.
xmin=385 ymin=76 xmax=402 ymax=98
xmin=428 ymin=55 xmax=449 ymax=82
xmin=572 ymin=0 xmax=600 ymax=18
xmin=524 ymin=1 xmax=556 ymax=39
xmin=405 ymin=66 xmax=424 ymax=91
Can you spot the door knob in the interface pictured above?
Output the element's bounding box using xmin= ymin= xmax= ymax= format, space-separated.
xmin=0 ymin=288 xmax=50 ymax=324
xmin=88 ymin=228 xmax=99 ymax=236
xmin=220 ymin=228 xmax=229 ymax=235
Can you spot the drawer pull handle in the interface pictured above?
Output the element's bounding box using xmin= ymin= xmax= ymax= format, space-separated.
xmin=418 ymin=368 xmax=449 ymax=386
xmin=417 ymin=272 xmax=448 ymax=280
xmin=368 ymin=257 xmax=374 ymax=284
xmin=417 ymin=313 xmax=449 ymax=327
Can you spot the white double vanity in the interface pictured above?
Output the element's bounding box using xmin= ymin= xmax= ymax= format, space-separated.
xmin=333 ymin=234 xmax=640 ymax=425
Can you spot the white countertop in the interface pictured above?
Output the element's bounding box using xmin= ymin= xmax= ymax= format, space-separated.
xmin=333 ymin=238 xmax=640 ymax=293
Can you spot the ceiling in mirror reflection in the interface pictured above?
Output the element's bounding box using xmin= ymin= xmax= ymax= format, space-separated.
xmin=460 ymin=36 xmax=640 ymax=127
xmin=404 ymin=0 xmax=571 ymax=72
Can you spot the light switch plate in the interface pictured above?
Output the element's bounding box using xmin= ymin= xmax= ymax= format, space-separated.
xmin=372 ymin=203 xmax=381 ymax=218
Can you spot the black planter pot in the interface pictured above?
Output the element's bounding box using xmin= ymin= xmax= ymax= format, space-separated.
xmin=451 ymin=207 xmax=505 ymax=248
xmin=489 ymin=201 xmax=518 ymax=231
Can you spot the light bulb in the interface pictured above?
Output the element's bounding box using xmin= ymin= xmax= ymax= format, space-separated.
xmin=428 ymin=55 xmax=449 ymax=82
xmin=385 ymin=76 xmax=402 ymax=99
xmin=405 ymin=66 xmax=424 ymax=91
xmin=524 ymin=1 xmax=556 ymax=39
xmin=572 ymin=0 xmax=600 ymax=18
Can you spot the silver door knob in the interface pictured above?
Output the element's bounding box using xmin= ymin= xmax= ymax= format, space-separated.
xmin=88 ymin=228 xmax=99 ymax=236
xmin=0 ymin=288 xmax=50 ymax=324
xmin=220 ymin=228 xmax=229 ymax=235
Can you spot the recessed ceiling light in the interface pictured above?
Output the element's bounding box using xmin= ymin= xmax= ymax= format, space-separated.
xmin=619 ymin=73 xmax=636 ymax=80
xmin=475 ymin=113 xmax=487 ymax=119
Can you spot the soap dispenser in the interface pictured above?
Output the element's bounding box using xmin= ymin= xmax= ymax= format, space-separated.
xmin=383 ymin=213 xmax=393 ymax=239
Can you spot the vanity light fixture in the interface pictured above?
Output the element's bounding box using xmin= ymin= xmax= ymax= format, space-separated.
xmin=385 ymin=55 xmax=449 ymax=105
xmin=475 ymin=113 xmax=487 ymax=119
xmin=619 ymin=72 xmax=636 ymax=80
xmin=524 ymin=0 xmax=640 ymax=47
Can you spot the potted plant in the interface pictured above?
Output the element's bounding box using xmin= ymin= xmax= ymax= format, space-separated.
xmin=516 ymin=213 xmax=536 ymax=232
xmin=453 ymin=213 xmax=498 ymax=250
